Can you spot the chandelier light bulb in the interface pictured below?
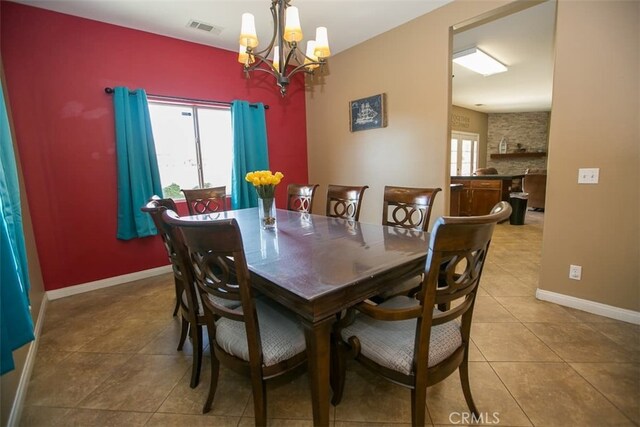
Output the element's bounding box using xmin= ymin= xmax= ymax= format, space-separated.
xmin=283 ymin=6 xmax=303 ymax=42
xmin=304 ymin=40 xmax=319 ymax=69
xmin=314 ymin=27 xmax=331 ymax=58
xmin=239 ymin=13 xmax=259 ymax=48
xmin=272 ymin=46 xmax=280 ymax=72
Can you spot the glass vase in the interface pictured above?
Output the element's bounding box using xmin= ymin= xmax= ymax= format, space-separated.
xmin=258 ymin=196 xmax=276 ymax=230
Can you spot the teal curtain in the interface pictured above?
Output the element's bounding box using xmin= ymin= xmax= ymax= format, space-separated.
xmin=231 ymin=101 xmax=269 ymax=209
xmin=113 ymin=87 xmax=163 ymax=239
xmin=0 ymin=84 xmax=34 ymax=375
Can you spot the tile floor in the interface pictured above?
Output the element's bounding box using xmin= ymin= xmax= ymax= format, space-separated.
xmin=20 ymin=212 xmax=640 ymax=426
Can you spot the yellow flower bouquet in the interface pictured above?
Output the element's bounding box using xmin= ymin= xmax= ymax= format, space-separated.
xmin=245 ymin=170 xmax=284 ymax=229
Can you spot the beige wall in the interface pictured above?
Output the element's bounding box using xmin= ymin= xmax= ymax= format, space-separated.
xmin=1 ymin=63 xmax=45 ymax=427
xmin=539 ymin=0 xmax=639 ymax=310
xmin=306 ymin=1 xmax=510 ymax=226
xmin=451 ymin=105 xmax=489 ymax=168
xmin=306 ymin=0 xmax=639 ymax=312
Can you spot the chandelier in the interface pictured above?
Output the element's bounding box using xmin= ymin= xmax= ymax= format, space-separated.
xmin=238 ymin=0 xmax=331 ymax=96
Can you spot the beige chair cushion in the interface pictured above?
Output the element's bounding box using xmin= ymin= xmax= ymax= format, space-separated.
xmin=215 ymin=300 xmax=306 ymax=367
xmin=341 ymin=296 xmax=462 ymax=375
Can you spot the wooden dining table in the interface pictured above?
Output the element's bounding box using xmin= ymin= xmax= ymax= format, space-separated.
xmin=185 ymin=207 xmax=429 ymax=426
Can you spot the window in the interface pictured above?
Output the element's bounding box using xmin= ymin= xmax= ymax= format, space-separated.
xmin=450 ymin=132 xmax=479 ymax=176
xmin=148 ymin=102 xmax=233 ymax=199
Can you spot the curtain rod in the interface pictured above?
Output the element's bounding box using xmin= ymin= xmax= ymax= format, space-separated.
xmin=103 ymin=87 xmax=269 ymax=109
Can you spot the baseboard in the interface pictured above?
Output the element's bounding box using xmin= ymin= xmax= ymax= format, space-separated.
xmin=46 ymin=265 xmax=172 ymax=300
xmin=7 ymin=295 xmax=48 ymax=427
xmin=536 ymin=288 xmax=640 ymax=325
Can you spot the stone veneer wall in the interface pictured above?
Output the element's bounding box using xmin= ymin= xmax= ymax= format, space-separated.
xmin=487 ymin=111 xmax=550 ymax=175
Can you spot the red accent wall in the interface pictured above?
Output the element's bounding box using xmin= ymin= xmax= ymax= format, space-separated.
xmin=1 ymin=2 xmax=309 ymax=291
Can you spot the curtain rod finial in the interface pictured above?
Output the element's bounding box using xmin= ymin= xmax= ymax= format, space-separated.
xmin=104 ymin=87 xmax=114 ymax=94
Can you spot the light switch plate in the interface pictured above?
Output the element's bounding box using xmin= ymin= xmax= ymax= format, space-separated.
xmin=578 ymin=168 xmax=599 ymax=184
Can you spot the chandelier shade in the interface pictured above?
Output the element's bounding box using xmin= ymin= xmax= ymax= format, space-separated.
xmin=238 ymin=0 xmax=330 ymax=96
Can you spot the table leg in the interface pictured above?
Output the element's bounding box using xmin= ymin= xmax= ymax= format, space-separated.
xmin=302 ymin=316 xmax=334 ymax=427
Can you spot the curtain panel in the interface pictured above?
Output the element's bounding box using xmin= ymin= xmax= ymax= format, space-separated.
xmin=0 ymin=84 xmax=34 ymax=375
xmin=113 ymin=87 xmax=163 ymax=240
xmin=230 ymin=101 xmax=269 ymax=209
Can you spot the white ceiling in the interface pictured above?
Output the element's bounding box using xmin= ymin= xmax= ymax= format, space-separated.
xmin=452 ymin=1 xmax=556 ymax=113
xmin=13 ymin=0 xmax=555 ymax=113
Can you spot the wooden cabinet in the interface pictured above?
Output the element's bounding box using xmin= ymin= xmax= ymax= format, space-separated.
xmin=451 ymin=175 xmax=523 ymax=216
xmin=470 ymin=180 xmax=502 ymax=216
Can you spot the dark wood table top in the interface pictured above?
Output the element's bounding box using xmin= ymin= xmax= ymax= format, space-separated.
xmin=186 ymin=208 xmax=429 ymax=322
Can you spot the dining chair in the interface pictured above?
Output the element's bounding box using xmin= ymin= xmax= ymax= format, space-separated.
xmin=326 ymin=185 xmax=369 ymax=221
xmin=182 ymin=186 xmax=227 ymax=215
xmin=382 ymin=186 xmax=442 ymax=232
xmin=141 ymin=197 xmax=207 ymax=389
xmin=164 ymin=212 xmax=308 ymax=425
xmin=376 ymin=186 xmax=442 ymax=300
xmin=141 ymin=196 xmax=181 ymax=317
xmin=331 ymin=201 xmax=512 ymax=426
xmin=287 ymin=183 xmax=319 ymax=213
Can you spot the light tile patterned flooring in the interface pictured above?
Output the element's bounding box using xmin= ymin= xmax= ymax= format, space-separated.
xmin=20 ymin=212 xmax=640 ymax=426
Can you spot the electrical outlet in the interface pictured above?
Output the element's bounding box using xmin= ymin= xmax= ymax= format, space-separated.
xmin=578 ymin=168 xmax=599 ymax=184
xmin=569 ymin=265 xmax=582 ymax=280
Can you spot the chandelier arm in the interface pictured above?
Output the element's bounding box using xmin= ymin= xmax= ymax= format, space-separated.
xmin=282 ymin=43 xmax=300 ymax=69
xmin=286 ymin=61 xmax=325 ymax=78
xmin=244 ymin=52 xmax=281 ymax=76
xmin=248 ymin=0 xmax=279 ymax=60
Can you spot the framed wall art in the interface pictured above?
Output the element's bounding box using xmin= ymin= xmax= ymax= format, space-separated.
xmin=349 ymin=93 xmax=387 ymax=132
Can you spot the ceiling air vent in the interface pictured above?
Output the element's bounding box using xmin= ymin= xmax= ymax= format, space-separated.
xmin=187 ymin=20 xmax=223 ymax=36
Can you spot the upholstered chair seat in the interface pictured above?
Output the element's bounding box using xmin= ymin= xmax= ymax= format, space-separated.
xmin=216 ymin=299 xmax=306 ymax=367
xmin=341 ymin=296 xmax=461 ymax=375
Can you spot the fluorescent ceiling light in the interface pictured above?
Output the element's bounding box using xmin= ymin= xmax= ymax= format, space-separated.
xmin=453 ymin=47 xmax=507 ymax=76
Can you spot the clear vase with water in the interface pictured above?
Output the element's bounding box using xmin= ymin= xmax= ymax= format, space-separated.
xmin=258 ymin=197 xmax=276 ymax=230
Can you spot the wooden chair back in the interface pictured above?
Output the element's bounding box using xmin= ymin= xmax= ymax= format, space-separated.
xmin=382 ymin=186 xmax=442 ymax=232
xmin=326 ymin=185 xmax=369 ymax=221
xmin=182 ymin=186 xmax=227 ymax=215
xmin=287 ymin=183 xmax=319 ymax=213
xmin=164 ymin=213 xmax=244 ymax=324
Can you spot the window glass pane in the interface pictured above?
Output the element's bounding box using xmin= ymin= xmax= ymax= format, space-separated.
xmin=198 ymin=108 xmax=233 ymax=192
xmin=149 ymin=103 xmax=198 ymax=199
xmin=461 ymin=139 xmax=472 ymax=175
xmin=451 ymin=138 xmax=459 ymax=175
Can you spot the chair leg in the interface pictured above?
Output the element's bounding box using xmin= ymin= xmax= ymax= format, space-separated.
xmin=411 ymin=386 xmax=427 ymax=427
xmin=202 ymin=354 xmax=220 ymax=414
xmin=459 ymin=361 xmax=479 ymax=417
xmin=250 ymin=373 xmax=268 ymax=427
xmin=190 ymin=324 xmax=203 ymax=389
xmin=172 ymin=296 xmax=180 ymax=317
xmin=330 ymin=337 xmax=347 ymax=406
xmin=173 ymin=280 xmax=181 ymax=317
xmin=177 ymin=316 xmax=189 ymax=351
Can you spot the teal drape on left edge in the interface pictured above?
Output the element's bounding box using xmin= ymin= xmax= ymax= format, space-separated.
xmin=231 ymin=100 xmax=269 ymax=209
xmin=113 ymin=87 xmax=162 ymax=240
xmin=0 ymin=84 xmax=34 ymax=375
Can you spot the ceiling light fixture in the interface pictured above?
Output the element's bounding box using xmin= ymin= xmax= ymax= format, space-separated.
xmin=453 ymin=47 xmax=507 ymax=76
xmin=239 ymin=0 xmax=330 ymax=96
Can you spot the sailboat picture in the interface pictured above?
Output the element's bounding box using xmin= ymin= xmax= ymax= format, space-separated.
xmin=349 ymin=93 xmax=387 ymax=132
